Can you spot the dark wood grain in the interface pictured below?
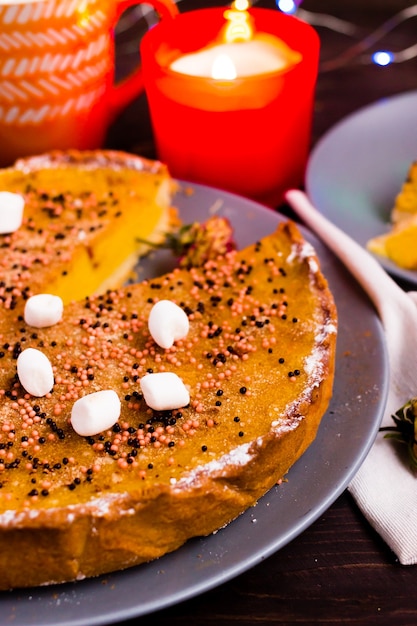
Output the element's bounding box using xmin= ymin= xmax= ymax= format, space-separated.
xmin=107 ymin=2 xmax=417 ymax=623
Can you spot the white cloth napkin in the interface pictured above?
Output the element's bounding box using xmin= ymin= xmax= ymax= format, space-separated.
xmin=285 ymin=189 xmax=417 ymax=565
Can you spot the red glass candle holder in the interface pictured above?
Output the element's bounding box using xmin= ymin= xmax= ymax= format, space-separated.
xmin=140 ymin=7 xmax=320 ymax=207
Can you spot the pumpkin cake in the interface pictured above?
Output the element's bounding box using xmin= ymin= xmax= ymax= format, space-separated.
xmin=0 ymin=197 xmax=337 ymax=590
xmin=0 ymin=149 xmax=177 ymax=303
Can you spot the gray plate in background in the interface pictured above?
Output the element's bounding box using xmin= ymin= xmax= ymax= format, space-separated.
xmin=306 ymin=89 xmax=417 ymax=285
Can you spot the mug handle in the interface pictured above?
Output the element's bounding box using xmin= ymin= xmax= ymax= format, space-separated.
xmin=109 ymin=0 xmax=179 ymax=119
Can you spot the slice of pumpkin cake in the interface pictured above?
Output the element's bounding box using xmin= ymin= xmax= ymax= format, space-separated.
xmin=0 ymin=150 xmax=177 ymax=303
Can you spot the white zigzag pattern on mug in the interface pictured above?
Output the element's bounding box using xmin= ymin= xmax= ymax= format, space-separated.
xmin=0 ymin=11 xmax=107 ymax=50
xmin=0 ymin=57 xmax=108 ymax=102
xmin=0 ymin=84 xmax=106 ymax=125
xmin=0 ymin=15 xmax=105 ymax=54
xmin=0 ymin=33 xmax=108 ymax=76
xmin=0 ymin=0 xmax=103 ymax=26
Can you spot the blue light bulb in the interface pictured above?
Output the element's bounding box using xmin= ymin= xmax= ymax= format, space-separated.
xmin=372 ymin=50 xmax=394 ymax=66
xmin=277 ymin=0 xmax=297 ymax=14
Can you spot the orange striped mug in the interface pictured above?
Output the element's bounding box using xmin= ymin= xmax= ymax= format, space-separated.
xmin=0 ymin=0 xmax=178 ymax=166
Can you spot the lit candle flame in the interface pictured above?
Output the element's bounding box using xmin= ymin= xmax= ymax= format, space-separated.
xmin=170 ymin=0 xmax=301 ymax=81
xmin=210 ymin=0 xmax=252 ymax=79
xmin=211 ymin=53 xmax=238 ymax=80
xmin=223 ymin=1 xmax=253 ymax=43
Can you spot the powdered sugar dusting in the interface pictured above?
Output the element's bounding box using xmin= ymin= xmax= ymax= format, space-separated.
xmin=287 ymin=240 xmax=319 ymax=274
xmin=173 ymin=442 xmax=255 ymax=490
xmin=0 ymin=492 xmax=132 ymax=528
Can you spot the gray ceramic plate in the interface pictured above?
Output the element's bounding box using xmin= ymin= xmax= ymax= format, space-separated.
xmin=306 ymin=89 xmax=417 ymax=284
xmin=1 ymin=183 xmax=389 ymax=626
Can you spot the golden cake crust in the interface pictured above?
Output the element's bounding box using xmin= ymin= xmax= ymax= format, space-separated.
xmin=0 ymin=214 xmax=337 ymax=589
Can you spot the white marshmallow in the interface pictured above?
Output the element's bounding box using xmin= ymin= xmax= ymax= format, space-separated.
xmin=24 ymin=293 xmax=64 ymax=328
xmin=148 ymin=300 xmax=189 ymax=349
xmin=0 ymin=191 xmax=24 ymax=234
xmin=71 ymin=390 xmax=121 ymax=437
xmin=140 ymin=372 xmax=190 ymax=411
xmin=17 ymin=348 xmax=54 ymax=397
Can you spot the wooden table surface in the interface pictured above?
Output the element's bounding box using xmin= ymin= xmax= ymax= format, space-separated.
xmin=107 ymin=1 xmax=417 ymax=624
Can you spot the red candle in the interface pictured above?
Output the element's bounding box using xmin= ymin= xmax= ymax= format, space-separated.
xmin=141 ymin=5 xmax=319 ymax=207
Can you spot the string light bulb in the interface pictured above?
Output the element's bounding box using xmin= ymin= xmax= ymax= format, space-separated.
xmin=276 ymin=0 xmax=297 ymax=14
xmin=372 ymin=50 xmax=394 ymax=66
